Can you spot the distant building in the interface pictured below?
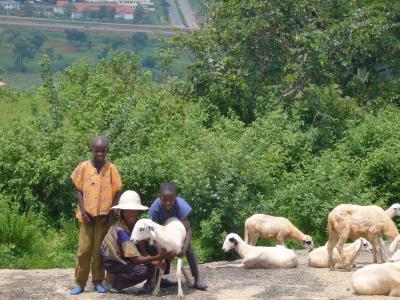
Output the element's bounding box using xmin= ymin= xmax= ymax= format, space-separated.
xmin=53 ymin=0 xmax=69 ymax=15
xmin=117 ymin=0 xmax=154 ymax=11
xmin=71 ymin=2 xmax=115 ymax=19
xmin=87 ymin=0 xmax=154 ymax=11
xmin=115 ymin=4 xmax=133 ymax=20
xmin=0 ymin=0 xmax=20 ymax=10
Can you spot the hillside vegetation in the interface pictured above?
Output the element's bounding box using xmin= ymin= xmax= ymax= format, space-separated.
xmin=1 ymin=0 xmax=400 ymax=267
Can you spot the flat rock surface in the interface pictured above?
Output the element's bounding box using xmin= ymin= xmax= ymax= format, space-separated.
xmin=0 ymin=250 xmax=395 ymax=299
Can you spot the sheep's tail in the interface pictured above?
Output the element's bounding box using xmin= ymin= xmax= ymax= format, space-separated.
xmin=244 ymin=224 xmax=249 ymax=244
xmin=327 ymin=213 xmax=334 ymax=236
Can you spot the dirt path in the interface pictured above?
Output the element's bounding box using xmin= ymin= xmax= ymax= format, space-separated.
xmin=0 ymin=251 xmax=395 ymax=299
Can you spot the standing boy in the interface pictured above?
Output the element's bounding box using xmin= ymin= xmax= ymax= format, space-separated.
xmin=70 ymin=136 xmax=122 ymax=295
xmin=149 ymin=183 xmax=207 ymax=290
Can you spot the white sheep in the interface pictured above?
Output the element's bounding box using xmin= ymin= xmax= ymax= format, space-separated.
xmin=387 ymin=235 xmax=400 ymax=262
xmin=385 ymin=203 xmax=400 ymax=219
xmin=352 ymin=260 xmax=400 ymax=296
xmin=216 ymin=233 xmax=298 ymax=269
xmin=308 ymin=238 xmax=373 ymax=268
xmin=244 ymin=214 xmax=314 ymax=251
xmin=327 ymin=204 xmax=399 ymax=271
xmin=131 ymin=217 xmax=186 ymax=299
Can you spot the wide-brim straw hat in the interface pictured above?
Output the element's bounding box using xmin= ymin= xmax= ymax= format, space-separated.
xmin=111 ymin=190 xmax=148 ymax=211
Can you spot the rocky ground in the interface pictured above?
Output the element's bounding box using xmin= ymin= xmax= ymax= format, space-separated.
xmin=0 ymin=250 xmax=395 ymax=300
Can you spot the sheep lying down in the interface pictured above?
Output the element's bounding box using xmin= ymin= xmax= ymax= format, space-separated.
xmin=216 ymin=233 xmax=298 ymax=269
xmin=308 ymin=238 xmax=373 ymax=268
xmin=352 ymin=260 xmax=400 ymax=297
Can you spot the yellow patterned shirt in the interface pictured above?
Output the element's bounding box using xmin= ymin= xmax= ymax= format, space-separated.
xmin=71 ymin=160 xmax=122 ymax=222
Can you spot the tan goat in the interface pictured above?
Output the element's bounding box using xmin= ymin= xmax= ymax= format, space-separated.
xmin=244 ymin=214 xmax=314 ymax=251
xmin=327 ymin=204 xmax=399 ymax=271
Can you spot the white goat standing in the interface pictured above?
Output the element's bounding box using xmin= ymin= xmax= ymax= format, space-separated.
xmin=216 ymin=233 xmax=298 ymax=269
xmin=131 ymin=217 xmax=186 ymax=299
xmin=308 ymin=238 xmax=373 ymax=268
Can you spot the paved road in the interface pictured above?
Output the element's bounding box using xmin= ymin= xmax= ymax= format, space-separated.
xmin=177 ymin=0 xmax=198 ymax=28
xmin=0 ymin=16 xmax=193 ymax=35
xmin=166 ymin=0 xmax=183 ymax=27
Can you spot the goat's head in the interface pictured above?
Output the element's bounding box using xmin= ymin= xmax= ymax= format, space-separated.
xmin=359 ymin=238 xmax=374 ymax=253
xmin=222 ymin=233 xmax=240 ymax=252
xmin=130 ymin=218 xmax=155 ymax=244
xmin=302 ymin=235 xmax=314 ymax=252
xmin=390 ymin=203 xmax=400 ymax=217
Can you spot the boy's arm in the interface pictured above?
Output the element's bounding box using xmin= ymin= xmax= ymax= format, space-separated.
xmin=131 ymin=248 xmax=174 ymax=264
xmin=77 ymin=189 xmax=93 ymax=225
xmin=178 ymin=218 xmax=192 ymax=256
xmin=101 ymin=190 xmax=122 ymax=224
xmin=112 ymin=190 xmax=122 ymax=207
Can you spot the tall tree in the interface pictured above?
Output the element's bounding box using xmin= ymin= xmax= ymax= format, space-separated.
xmin=180 ymin=0 xmax=400 ymax=123
xmin=13 ymin=36 xmax=36 ymax=72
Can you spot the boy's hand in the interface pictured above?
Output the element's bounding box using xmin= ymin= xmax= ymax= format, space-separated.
xmin=83 ymin=212 xmax=93 ymax=225
xmin=100 ymin=214 xmax=109 ymax=225
xmin=159 ymin=249 xmax=177 ymax=260
xmin=152 ymin=260 xmax=166 ymax=270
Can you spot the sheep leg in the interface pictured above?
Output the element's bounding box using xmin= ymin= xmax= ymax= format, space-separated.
xmin=373 ymin=249 xmax=377 ymax=263
xmin=250 ymin=235 xmax=258 ymax=246
xmin=176 ymin=258 xmax=184 ymax=299
xmin=335 ymin=229 xmax=349 ymax=269
xmin=370 ymin=236 xmax=384 ymax=264
xmin=379 ymin=238 xmax=389 ymax=261
xmin=211 ymin=263 xmax=246 ymax=268
xmin=371 ymin=238 xmax=378 ymax=263
xmin=153 ymin=264 xmax=164 ymax=296
xmin=244 ymin=229 xmax=250 ymax=244
xmin=181 ymin=265 xmax=192 ymax=287
xmin=327 ymin=233 xmax=339 ymax=271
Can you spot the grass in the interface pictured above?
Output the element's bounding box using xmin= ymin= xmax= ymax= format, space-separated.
xmin=0 ymin=88 xmax=47 ymax=128
xmin=0 ymin=28 xmax=190 ymax=91
xmin=5 ymin=73 xmax=42 ymax=92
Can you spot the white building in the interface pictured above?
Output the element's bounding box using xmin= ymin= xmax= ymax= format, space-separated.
xmin=0 ymin=0 xmax=20 ymax=10
xmin=118 ymin=0 xmax=154 ymax=11
xmin=87 ymin=0 xmax=154 ymax=11
xmin=53 ymin=0 xmax=69 ymax=15
xmin=115 ymin=4 xmax=133 ymax=20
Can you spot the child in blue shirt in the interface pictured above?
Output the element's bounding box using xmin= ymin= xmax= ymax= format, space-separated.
xmin=149 ymin=183 xmax=207 ymax=290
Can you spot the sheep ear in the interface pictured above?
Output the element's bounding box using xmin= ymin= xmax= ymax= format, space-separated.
xmin=149 ymin=226 xmax=156 ymax=238
xmin=229 ymin=237 xmax=238 ymax=246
